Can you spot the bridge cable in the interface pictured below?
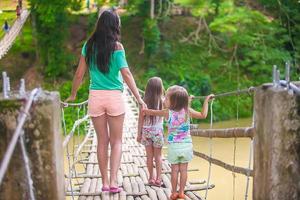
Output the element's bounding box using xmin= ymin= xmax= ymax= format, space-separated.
xmin=204 ymin=99 xmax=214 ymax=200
xmin=232 ymin=48 xmax=241 ymax=200
xmin=244 ymin=109 xmax=255 ymax=199
xmin=61 ymin=107 xmax=75 ymax=200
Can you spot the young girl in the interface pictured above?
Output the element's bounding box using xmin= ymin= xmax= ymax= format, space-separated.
xmin=143 ymin=85 xmax=214 ymax=199
xmin=137 ymin=77 xmax=164 ymax=186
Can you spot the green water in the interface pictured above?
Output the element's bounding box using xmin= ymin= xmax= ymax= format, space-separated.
xmin=189 ymin=118 xmax=253 ymax=200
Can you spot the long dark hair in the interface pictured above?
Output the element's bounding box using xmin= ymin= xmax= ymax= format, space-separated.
xmin=85 ymin=10 xmax=120 ymax=73
xmin=144 ymin=77 xmax=164 ymax=125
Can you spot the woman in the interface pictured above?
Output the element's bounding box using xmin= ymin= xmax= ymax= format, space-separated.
xmin=66 ymin=10 xmax=146 ymax=193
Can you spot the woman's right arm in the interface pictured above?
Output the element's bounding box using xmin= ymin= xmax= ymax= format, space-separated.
xmin=121 ymin=68 xmax=146 ymax=109
xmin=65 ymin=56 xmax=87 ymax=102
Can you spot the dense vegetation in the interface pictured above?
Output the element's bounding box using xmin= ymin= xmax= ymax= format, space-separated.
xmin=0 ymin=0 xmax=299 ymax=123
xmin=120 ymin=0 xmax=298 ymax=121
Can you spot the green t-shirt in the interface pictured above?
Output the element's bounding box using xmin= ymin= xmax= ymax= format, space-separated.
xmin=81 ymin=42 xmax=128 ymax=91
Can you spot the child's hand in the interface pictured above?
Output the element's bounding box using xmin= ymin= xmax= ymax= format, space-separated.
xmin=136 ymin=134 xmax=142 ymax=143
xmin=142 ymin=108 xmax=148 ymax=115
xmin=189 ymin=95 xmax=195 ymax=103
xmin=206 ymin=94 xmax=215 ymax=101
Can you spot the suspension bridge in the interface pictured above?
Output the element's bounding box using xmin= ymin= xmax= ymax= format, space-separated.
xmin=0 ymin=9 xmax=30 ymax=60
xmin=1 ymin=67 xmax=299 ymax=200
xmin=0 ymin=7 xmax=300 ymax=200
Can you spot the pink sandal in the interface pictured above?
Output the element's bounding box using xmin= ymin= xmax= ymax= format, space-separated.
xmin=148 ymin=178 xmax=156 ymax=185
xmin=153 ymin=179 xmax=162 ymax=187
xmin=109 ymin=186 xmax=123 ymax=193
xmin=102 ymin=186 xmax=110 ymax=192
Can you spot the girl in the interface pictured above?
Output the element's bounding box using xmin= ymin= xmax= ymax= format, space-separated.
xmin=137 ymin=77 xmax=164 ymax=187
xmin=66 ymin=10 xmax=146 ymax=193
xmin=143 ymin=85 xmax=214 ymax=199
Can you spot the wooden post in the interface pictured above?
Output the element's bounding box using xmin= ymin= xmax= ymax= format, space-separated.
xmin=0 ymin=91 xmax=65 ymax=200
xmin=253 ymin=83 xmax=300 ymax=200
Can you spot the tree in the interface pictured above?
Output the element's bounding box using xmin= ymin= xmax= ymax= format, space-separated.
xmin=29 ymin=0 xmax=70 ymax=78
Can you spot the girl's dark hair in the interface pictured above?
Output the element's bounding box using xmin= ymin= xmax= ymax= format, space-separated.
xmin=85 ymin=10 xmax=120 ymax=73
xmin=144 ymin=77 xmax=164 ymax=125
xmin=168 ymin=85 xmax=189 ymax=112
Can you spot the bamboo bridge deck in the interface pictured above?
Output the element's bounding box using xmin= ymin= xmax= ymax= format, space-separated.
xmin=66 ymin=88 xmax=214 ymax=200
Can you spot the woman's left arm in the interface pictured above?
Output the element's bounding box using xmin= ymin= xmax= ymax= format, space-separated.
xmin=66 ymin=56 xmax=88 ymax=102
xmin=121 ymin=68 xmax=146 ymax=109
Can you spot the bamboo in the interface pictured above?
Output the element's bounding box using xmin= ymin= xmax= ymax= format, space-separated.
xmin=193 ymin=151 xmax=253 ymax=176
xmin=191 ymin=127 xmax=254 ymax=138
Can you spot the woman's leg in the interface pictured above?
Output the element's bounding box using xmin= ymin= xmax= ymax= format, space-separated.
xmin=92 ymin=115 xmax=109 ymax=188
xmin=145 ymin=145 xmax=154 ymax=181
xmin=171 ymin=164 xmax=179 ymax=193
xmin=107 ymin=114 xmax=125 ymax=187
xmin=178 ymin=163 xmax=188 ymax=196
xmin=153 ymin=147 xmax=162 ymax=181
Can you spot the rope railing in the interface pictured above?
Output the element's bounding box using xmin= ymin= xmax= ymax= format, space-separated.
xmin=193 ymin=86 xmax=255 ymax=100
xmin=60 ymin=100 xmax=88 ymax=107
xmin=62 ymin=115 xmax=89 ymax=148
xmin=61 ymin=98 xmax=90 ymax=199
xmin=137 ymin=86 xmax=255 ymax=100
xmin=0 ymin=88 xmax=40 ymax=190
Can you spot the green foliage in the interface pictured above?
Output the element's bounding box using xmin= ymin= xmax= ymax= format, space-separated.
xmin=29 ymin=0 xmax=70 ymax=78
xmin=143 ymin=19 xmax=161 ymax=57
xmin=122 ymin=0 xmax=295 ymax=121
xmin=126 ymin=0 xmax=149 ymax=17
xmin=69 ymin=0 xmax=83 ymax=11
xmin=0 ymin=11 xmax=16 ymax=39
xmin=257 ymin=0 xmax=300 ymax=77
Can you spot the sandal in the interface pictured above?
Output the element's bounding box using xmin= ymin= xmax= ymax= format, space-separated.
xmin=109 ymin=186 xmax=123 ymax=193
xmin=101 ymin=186 xmax=110 ymax=192
xmin=148 ymin=178 xmax=156 ymax=185
xmin=153 ymin=178 xmax=162 ymax=187
xmin=170 ymin=192 xmax=179 ymax=200
xmin=178 ymin=193 xmax=185 ymax=199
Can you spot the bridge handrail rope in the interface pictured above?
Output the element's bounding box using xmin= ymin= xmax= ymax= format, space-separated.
xmin=193 ymin=86 xmax=255 ymax=100
xmin=62 ymin=114 xmax=89 ymax=148
xmin=60 ymin=99 xmax=88 ymax=107
xmin=61 ymin=98 xmax=90 ymax=199
xmin=244 ymin=112 xmax=255 ymax=200
xmin=0 ymin=88 xmax=40 ymax=196
xmin=204 ymin=99 xmax=214 ymax=200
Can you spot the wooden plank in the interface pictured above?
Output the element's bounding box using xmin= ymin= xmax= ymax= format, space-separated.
xmin=193 ymin=150 xmax=253 ymax=176
xmin=190 ymin=127 xmax=254 ymax=138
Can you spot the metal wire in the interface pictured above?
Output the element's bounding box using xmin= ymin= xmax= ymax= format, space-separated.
xmin=204 ymin=99 xmax=214 ymax=200
xmin=193 ymin=87 xmax=255 ymax=100
xmin=61 ymin=100 xmax=88 ymax=107
xmin=0 ymin=88 xmax=40 ymax=185
xmin=20 ymin=133 xmax=36 ymax=200
xmin=61 ymin=107 xmax=75 ymax=200
xmin=244 ymin=139 xmax=253 ymax=200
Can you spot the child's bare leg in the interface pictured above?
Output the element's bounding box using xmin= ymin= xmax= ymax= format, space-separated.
xmin=145 ymin=145 xmax=154 ymax=180
xmin=178 ymin=163 xmax=188 ymax=196
xmin=153 ymin=147 xmax=162 ymax=181
xmin=171 ymin=164 xmax=179 ymax=193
